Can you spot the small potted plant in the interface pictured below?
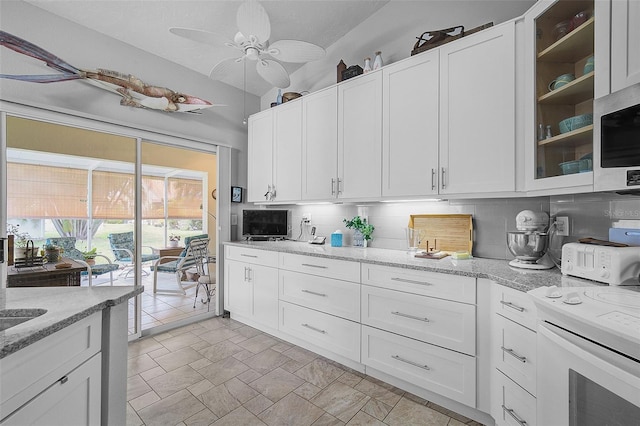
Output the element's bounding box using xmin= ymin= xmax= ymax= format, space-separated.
xmin=7 ymin=223 xmax=35 ymax=259
xmin=343 ymin=216 xmax=375 ymax=247
xmin=168 ymin=234 xmax=181 ymax=247
xmin=44 ymin=244 xmax=62 ymax=263
xmin=82 ymin=248 xmax=98 ymax=265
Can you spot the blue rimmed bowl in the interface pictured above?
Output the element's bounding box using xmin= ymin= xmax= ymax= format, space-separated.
xmin=559 ymin=113 xmax=593 ymax=134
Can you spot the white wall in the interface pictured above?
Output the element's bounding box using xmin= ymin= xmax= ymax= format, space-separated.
xmin=261 ymin=0 xmax=535 ymax=108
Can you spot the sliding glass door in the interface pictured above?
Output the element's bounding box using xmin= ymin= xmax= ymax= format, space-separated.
xmin=1 ymin=111 xmax=218 ymax=338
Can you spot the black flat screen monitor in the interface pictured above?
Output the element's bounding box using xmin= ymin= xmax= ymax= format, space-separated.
xmin=242 ymin=210 xmax=288 ymax=239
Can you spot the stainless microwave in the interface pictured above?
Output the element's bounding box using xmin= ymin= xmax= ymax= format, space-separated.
xmin=594 ymin=82 xmax=640 ymax=191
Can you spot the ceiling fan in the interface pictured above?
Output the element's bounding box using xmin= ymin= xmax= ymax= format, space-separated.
xmin=169 ymin=0 xmax=326 ymax=88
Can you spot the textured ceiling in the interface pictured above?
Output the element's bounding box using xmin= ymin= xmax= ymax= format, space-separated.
xmin=25 ymin=0 xmax=390 ymax=96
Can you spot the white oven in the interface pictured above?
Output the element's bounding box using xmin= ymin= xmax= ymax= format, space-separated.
xmin=529 ymin=285 xmax=640 ymax=426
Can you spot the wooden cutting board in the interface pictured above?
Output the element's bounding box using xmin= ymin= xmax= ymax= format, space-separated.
xmin=408 ymin=214 xmax=473 ymax=253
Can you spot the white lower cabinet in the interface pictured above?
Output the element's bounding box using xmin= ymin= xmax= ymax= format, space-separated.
xmin=361 ymin=284 xmax=476 ymax=356
xmin=2 ymin=353 xmax=102 ymax=426
xmin=279 ymin=301 xmax=360 ymax=362
xmin=0 ymin=312 xmax=102 ymax=425
xmin=224 ymin=246 xmax=279 ymax=330
xmin=493 ymin=314 xmax=537 ymax=396
xmin=493 ymin=371 xmax=537 ymax=426
xmin=490 ymin=282 xmax=537 ymax=426
xmin=279 ymin=269 xmax=360 ymax=322
xmin=362 ymin=325 xmax=476 ymax=407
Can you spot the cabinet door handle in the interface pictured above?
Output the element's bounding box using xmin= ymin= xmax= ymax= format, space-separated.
xmin=441 ymin=167 xmax=446 ymax=189
xmin=502 ymin=405 xmax=528 ymax=426
xmin=391 ymin=311 xmax=430 ymax=322
xmin=301 ymin=263 xmax=328 ymax=269
xmin=301 ymin=323 xmax=326 ymax=334
xmin=241 ymin=254 xmax=258 ymax=258
xmin=331 ymin=178 xmax=336 ymax=196
xmin=431 ymin=168 xmax=436 ymax=191
xmin=391 ymin=277 xmax=432 ymax=286
xmin=243 ymin=266 xmax=248 ymax=281
xmin=59 ymin=375 xmax=69 ymax=385
xmin=501 ymin=346 xmax=527 ymax=363
xmin=301 ymin=289 xmax=327 ymax=297
xmin=500 ymin=300 xmax=525 ymax=312
xmin=391 ymin=355 xmax=430 ymax=371
xmin=337 ymin=178 xmax=343 ymax=195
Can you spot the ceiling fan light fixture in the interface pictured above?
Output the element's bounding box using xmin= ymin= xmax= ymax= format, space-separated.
xmin=245 ymin=47 xmax=260 ymax=61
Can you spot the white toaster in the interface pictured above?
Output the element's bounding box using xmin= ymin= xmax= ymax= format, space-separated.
xmin=561 ymin=242 xmax=640 ymax=285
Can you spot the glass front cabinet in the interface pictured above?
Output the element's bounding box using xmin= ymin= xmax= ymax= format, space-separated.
xmin=525 ymin=0 xmax=596 ymax=193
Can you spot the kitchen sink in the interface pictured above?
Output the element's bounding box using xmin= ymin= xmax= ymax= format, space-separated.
xmin=0 ymin=309 xmax=47 ymax=331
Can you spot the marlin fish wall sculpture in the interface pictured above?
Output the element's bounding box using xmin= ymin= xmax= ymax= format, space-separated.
xmin=0 ymin=31 xmax=214 ymax=113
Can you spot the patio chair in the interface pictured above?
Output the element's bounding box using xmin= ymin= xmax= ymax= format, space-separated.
xmin=150 ymin=234 xmax=208 ymax=294
xmin=45 ymin=237 xmax=119 ymax=286
xmin=188 ymin=237 xmax=216 ymax=309
xmin=107 ymin=231 xmax=159 ymax=278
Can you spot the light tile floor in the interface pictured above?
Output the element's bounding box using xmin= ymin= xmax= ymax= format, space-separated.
xmin=87 ymin=266 xmax=214 ymax=334
xmin=126 ymin=318 xmax=483 ymax=426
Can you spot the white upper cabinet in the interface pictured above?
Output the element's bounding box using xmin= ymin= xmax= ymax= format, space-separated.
xmin=382 ymin=50 xmax=440 ymax=197
xmin=523 ymin=0 xmax=595 ymax=194
xmin=611 ymin=0 xmax=640 ymax=92
xmin=338 ymin=71 xmax=383 ymax=200
xmin=247 ymin=101 xmax=302 ymax=203
xmin=247 ymin=110 xmax=273 ymax=203
xmin=302 ymin=87 xmax=338 ymax=201
xmin=273 ymin=100 xmax=302 ymax=202
xmin=439 ymin=22 xmax=517 ymax=195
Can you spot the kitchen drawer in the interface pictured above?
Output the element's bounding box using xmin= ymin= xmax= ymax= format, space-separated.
xmin=279 ymin=270 xmax=360 ymax=322
xmin=279 ymin=253 xmax=360 ymax=282
xmin=361 ymin=264 xmax=475 ymax=304
xmin=494 ymin=314 xmax=537 ymax=396
xmin=361 ymin=284 xmax=475 ymax=355
xmin=1 ymin=312 xmax=102 ymax=418
xmin=493 ymin=370 xmax=536 ymax=426
xmin=362 ymin=325 xmax=475 ymax=407
xmin=491 ymin=284 xmax=537 ymax=331
xmin=279 ymin=301 xmax=360 ymax=362
xmin=225 ymin=245 xmax=279 ymax=267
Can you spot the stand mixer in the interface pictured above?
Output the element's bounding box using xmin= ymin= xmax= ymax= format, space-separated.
xmin=506 ymin=210 xmax=555 ymax=270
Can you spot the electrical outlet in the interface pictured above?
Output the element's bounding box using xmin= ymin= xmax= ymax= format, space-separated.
xmin=556 ymin=216 xmax=569 ymax=236
xmin=302 ymin=213 xmax=311 ymax=223
xmin=231 ymin=214 xmax=238 ymax=226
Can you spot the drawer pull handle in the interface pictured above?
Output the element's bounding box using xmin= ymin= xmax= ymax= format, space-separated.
xmin=501 ymin=346 xmax=527 ymax=363
xmin=391 ymin=311 xmax=430 ymax=322
xmin=391 ymin=277 xmax=432 ymax=286
xmin=301 ymin=323 xmax=326 ymax=334
xmin=502 ymin=405 xmax=527 ymax=426
xmin=391 ymin=355 xmax=430 ymax=371
xmin=301 ymin=289 xmax=327 ymax=297
xmin=301 ymin=263 xmax=328 ymax=269
xmin=241 ymin=254 xmax=258 ymax=258
xmin=500 ymin=300 xmax=525 ymax=312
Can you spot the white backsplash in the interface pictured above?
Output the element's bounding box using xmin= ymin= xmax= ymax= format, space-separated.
xmin=234 ymin=192 xmax=638 ymax=260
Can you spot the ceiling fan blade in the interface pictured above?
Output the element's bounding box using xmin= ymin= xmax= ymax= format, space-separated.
xmin=237 ymin=0 xmax=271 ymax=44
xmin=268 ymin=40 xmax=326 ymax=63
xmin=256 ymin=59 xmax=290 ymax=88
xmin=169 ymin=27 xmax=238 ymax=49
xmin=210 ymin=57 xmax=244 ymax=80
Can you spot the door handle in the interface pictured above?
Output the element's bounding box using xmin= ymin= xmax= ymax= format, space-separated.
xmin=391 ymin=355 xmax=430 ymax=371
xmin=391 ymin=311 xmax=430 ymax=323
xmin=441 ymin=167 xmax=446 ymax=189
xmin=501 ymin=346 xmax=527 ymax=363
xmin=391 ymin=277 xmax=433 ymax=286
xmin=431 ymin=168 xmax=436 ymax=191
xmin=500 ymin=300 xmax=525 ymax=312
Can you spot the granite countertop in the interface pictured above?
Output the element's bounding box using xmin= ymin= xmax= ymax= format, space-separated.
xmin=0 ymin=286 xmax=143 ymax=359
xmin=224 ymin=240 xmax=601 ymax=292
